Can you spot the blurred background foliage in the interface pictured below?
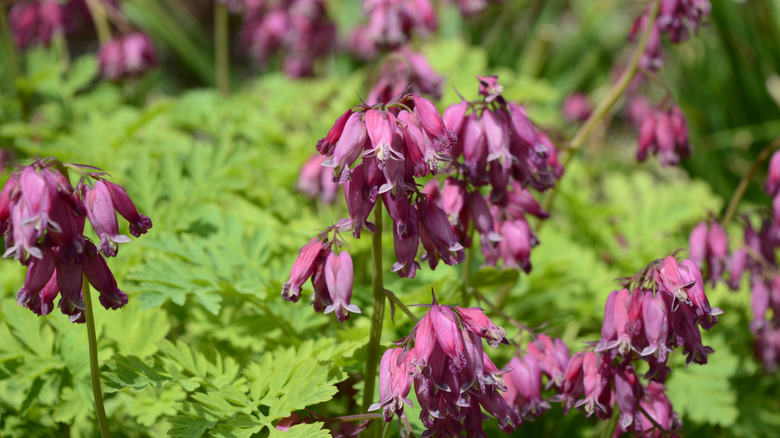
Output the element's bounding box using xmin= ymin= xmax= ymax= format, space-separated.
xmin=0 ymin=0 xmax=779 ymax=437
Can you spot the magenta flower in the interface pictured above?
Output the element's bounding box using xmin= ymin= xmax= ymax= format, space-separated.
xmin=368 ymin=348 xmax=413 ymax=422
xmin=98 ymin=32 xmax=158 ymax=80
xmin=375 ymin=296 xmax=518 ymax=435
xmin=296 ymin=154 xmax=339 ymax=204
xmin=83 ymin=181 xmax=132 ymax=257
xmin=281 ymin=238 xmax=323 ymax=303
xmin=9 ymin=1 xmax=65 ymax=49
xmin=367 ymin=47 xmax=442 ymax=105
xmin=417 ymin=198 xmax=465 ymax=269
xmin=562 ymin=93 xmax=593 ymax=123
xmin=323 ymin=251 xmax=361 ymax=322
xmin=3 ymin=158 xmax=150 ymax=321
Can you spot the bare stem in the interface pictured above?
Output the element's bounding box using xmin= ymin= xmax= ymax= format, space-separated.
xmin=540 ymin=0 xmax=661 ymax=219
xmin=84 ymin=0 xmax=111 ymax=45
xmin=384 ymin=289 xmax=419 ymax=323
xmin=323 ymin=413 xmax=383 ymax=424
xmin=471 ymin=287 xmax=535 ymax=335
xmin=362 ymin=199 xmax=386 ymax=415
xmin=721 ymin=136 xmax=780 ymax=225
xmin=214 ymin=2 xmax=230 ymax=96
xmin=601 ymin=404 xmax=620 ymax=438
xmin=82 ymin=279 xmax=111 ymax=438
xmin=461 ymin=226 xmax=475 ymax=307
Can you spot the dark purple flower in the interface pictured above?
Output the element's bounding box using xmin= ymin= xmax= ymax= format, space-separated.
xmin=417 ymin=198 xmax=465 ymax=269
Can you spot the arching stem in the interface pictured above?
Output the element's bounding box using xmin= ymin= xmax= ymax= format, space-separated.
xmin=83 ymin=279 xmax=111 ymax=438
xmin=362 ymin=199 xmax=386 ymax=414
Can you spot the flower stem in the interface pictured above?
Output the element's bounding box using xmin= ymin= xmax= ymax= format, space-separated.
xmin=84 ymin=0 xmax=111 ymax=45
xmin=214 ymin=2 xmax=230 ymax=97
xmin=540 ymin=0 xmax=660 ymax=218
xmin=601 ymin=404 xmax=620 ymax=438
xmin=0 ymin=5 xmax=19 ymax=82
xmin=384 ymin=289 xmax=419 ymax=323
xmin=362 ymin=199 xmax=386 ymax=414
xmin=721 ymin=136 xmax=780 ymax=225
xmin=82 ymin=279 xmax=111 ymax=438
xmin=461 ymin=227 xmax=475 ymax=307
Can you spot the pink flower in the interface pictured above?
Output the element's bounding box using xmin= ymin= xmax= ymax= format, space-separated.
xmin=281 ymin=238 xmax=323 ymax=302
xmin=323 ymin=251 xmax=361 ymax=321
xmin=562 ymin=93 xmax=592 ymax=123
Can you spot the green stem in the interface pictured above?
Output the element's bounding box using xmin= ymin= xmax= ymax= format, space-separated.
xmin=461 ymin=226 xmax=475 ymax=307
xmin=323 ymin=413 xmax=383 ymax=424
xmin=540 ymin=0 xmax=661 ymax=219
xmin=84 ymin=0 xmax=111 ymax=45
xmin=0 ymin=4 xmax=19 ymax=84
xmin=601 ymin=404 xmax=620 ymax=438
xmin=214 ymin=2 xmax=230 ymax=96
xmin=362 ymin=199 xmax=385 ymax=415
xmin=471 ymin=287 xmax=534 ymax=336
xmin=721 ymin=136 xmax=780 ymax=225
xmin=384 ymin=289 xmax=419 ymax=323
xmin=82 ymin=279 xmax=111 ymax=438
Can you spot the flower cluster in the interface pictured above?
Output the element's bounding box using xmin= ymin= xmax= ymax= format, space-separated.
xmin=1 ymin=158 xmax=152 ymax=322
xmin=366 ymin=47 xmax=443 ymax=105
xmin=631 ymin=0 xmax=712 ymax=71
xmin=628 ymin=97 xmax=691 ymax=167
xmin=688 ymin=218 xmax=728 ymax=287
xmin=436 ymin=76 xmax=560 ymax=271
xmin=683 ymin=151 xmax=780 ymax=372
xmin=281 ymin=223 xmax=361 ymax=322
xmin=237 ymin=0 xmax=336 ymax=77
xmin=549 ymin=255 xmax=719 ymax=434
xmin=98 ymin=32 xmax=158 ymax=80
xmin=319 ymin=91 xmax=463 ymax=272
xmin=8 ymin=0 xmax=66 ymax=49
xmin=370 ymin=296 xmax=519 ymax=436
xmin=501 ymin=334 xmax=568 ymax=419
xmin=350 ymin=0 xmax=436 ymax=56
xmin=8 ymin=0 xmax=158 ymax=79
xmin=656 ymin=0 xmax=712 ymax=43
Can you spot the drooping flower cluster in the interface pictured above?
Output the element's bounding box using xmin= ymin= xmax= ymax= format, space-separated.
xmin=550 ymin=255 xmax=719 ymax=434
xmin=436 ymin=76 xmax=561 ymax=271
xmin=366 ymin=47 xmax=443 ymax=105
xmin=656 ymin=0 xmax=712 ymax=43
xmin=1 ymin=158 xmax=152 ymax=322
xmin=688 ymin=218 xmax=728 ymax=287
xmin=98 ymin=32 xmax=158 ymax=80
xmin=320 ymin=92 xmax=463 ymax=271
xmin=281 ymin=222 xmax=361 ymax=322
xmin=630 ymin=0 xmax=712 ymax=71
xmin=684 ymin=151 xmax=780 ymax=372
xmin=8 ymin=0 xmax=158 ymax=79
xmin=238 ymin=0 xmax=336 ymax=77
xmin=501 ymin=334 xmax=568 ymax=420
xmin=628 ymin=97 xmax=691 ymax=167
xmin=370 ymin=296 xmax=519 ymax=436
xmin=8 ymin=0 xmax=66 ymax=49
xmin=350 ymin=0 xmax=436 ymax=57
